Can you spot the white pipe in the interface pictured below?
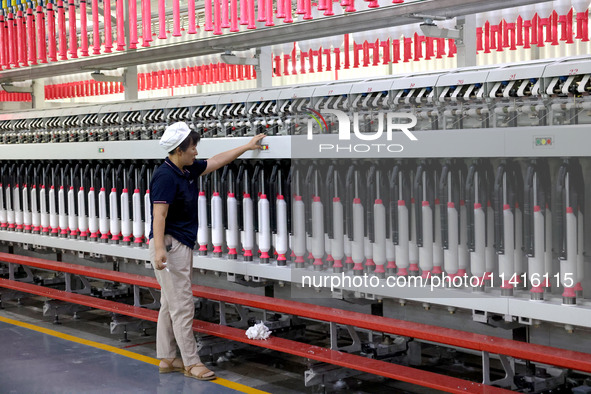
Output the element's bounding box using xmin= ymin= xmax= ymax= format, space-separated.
xmin=386 ymin=237 xmax=396 ymax=273
xmin=458 ymin=202 xmax=469 ymax=276
xmin=67 ymin=186 xmax=78 ymax=236
xmin=109 ymin=188 xmax=120 ymax=242
xmin=226 ymin=192 xmax=239 ymax=257
xmin=58 ymin=186 xmax=68 ymax=236
xmin=344 ymin=233 xmax=353 ymax=266
xmin=419 ymin=201 xmax=434 ymax=278
xmin=87 ymin=188 xmax=98 ymax=239
xmin=500 ymin=205 xmax=515 ymax=291
xmin=529 ymin=207 xmax=545 ymax=295
xmin=31 ymin=185 xmax=40 ymax=232
xmin=132 ymin=189 xmax=143 ymax=243
xmin=332 ymin=197 xmax=344 ymax=270
xmin=373 ymin=200 xmax=387 ymax=276
xmin=121 ymin=188 xmax=131 ymax=242
xmin=242 ymin=193 xmax=255 ymax=259
xmin=311 ymin=196 xmax=324 ymax=267
xmin=485 ymin=204 xmax=496 ymax=280
xmin=0 ymin=184 xmax=6 ymax=228
xmin=513 ymin=205 xmax=524 ymax=280
xmin=75 ymin=186 xmax=87 ymax=238
xmin=562 ymin=208 xmax=577 ymax=300
xmin=364 ymin=236 xmax=374 ymax=270
xmin=471 ymin=203 xmax=486 ymax=279
xmin=292 ymin=196 xmax=306 ymax=264
xmin=396 ymin=201 xmax=410 ymax=275
xmin=197 ymin=191 xmax=209 ymax=253
xmin=40 ymin=186 xmax=49 ymax=233
xmin=258 ymin=194 xmax=271 ymax=261
xmin=325 ymin=233 xmax=333 ymax=267
xmin=14 ymin=184 xmax=23 ymax=231
xmin=576 ymin=211 xmax=584 ymax=292
xmin=212 ymin=191 xmax=224 ymax=255
xmin=4 ymin=186 xmax=12 ymax=230
xmin=444 ymin=202 xmax=459 ymax=276
xmin=544 ymin=207 xmax=552 ymax=288
xmin=143 ymin=190 xmax=151 ymax=244
xmin=22 ymin=184 xmax=31 ymax=231
xmin=352 ymin=199 xmax=364 ymax=273
xmin=409 ymin=198 xmax=419 ymax=274
xmin=98 ymin=187 xmax=109 ymax=240
xmin=275 ymin=195 xmax=288 ymax=262
xmin=433 ymin=199 xmax=443 ymax=275
xmin=49 ymin=186 xmax=58 ymax=234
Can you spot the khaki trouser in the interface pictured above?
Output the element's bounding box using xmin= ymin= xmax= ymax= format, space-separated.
xmin=150 ymin=234 xmax=201 ymax=366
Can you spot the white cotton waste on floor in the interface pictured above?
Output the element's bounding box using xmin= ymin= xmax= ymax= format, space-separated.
xmin=245 ymin=322 xmax=271 ymax=340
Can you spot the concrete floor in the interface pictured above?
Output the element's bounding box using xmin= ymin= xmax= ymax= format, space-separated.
xmin=0 ymin=320 xmax=242 ymax=394
xmin=0 ymin=295 xmax=442 ymax=394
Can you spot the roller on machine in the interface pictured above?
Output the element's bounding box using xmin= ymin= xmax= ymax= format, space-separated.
xmin=236 ymin=162 xmax=255 ymax=261
xmin=556 ymin=158 xmax=585 ymax=305
xmin=221 ymin=163 xmax=239 ymax=259
xmin=439 ymin=159 xmax=464 ymax=281
xmin=524 ymin=159 xmax=552 ymax=300
xmin=325 ymin=161 xmax=346 ymax=273
xmin=466 ymin=159 xmax=491 ymax=290
xmin=493 ymin=160 xmax=521 ymax=296
xmin=415 ymin=160 xmax=436 ymax=279
xmin=251 ymin=161 xmax=272 ymax=264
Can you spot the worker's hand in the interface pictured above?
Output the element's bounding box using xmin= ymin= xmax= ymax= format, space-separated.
xmin=154 ymin=248 xmax=168 ymax=270
xmin=246 ymin=133 xmax=266 ymax=150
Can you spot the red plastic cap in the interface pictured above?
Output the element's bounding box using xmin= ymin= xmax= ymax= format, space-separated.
xmin=313 ymin=196 xmax=320 ymax=202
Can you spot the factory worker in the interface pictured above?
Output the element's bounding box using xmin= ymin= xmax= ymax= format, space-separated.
xmin=149 ymin=122 xmax=265 ymax=380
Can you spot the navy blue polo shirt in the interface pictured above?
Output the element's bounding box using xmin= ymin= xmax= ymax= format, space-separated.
xmin=149 ymin=157 xmax=208 ymax=249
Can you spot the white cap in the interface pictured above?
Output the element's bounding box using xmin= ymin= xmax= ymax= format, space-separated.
xmin=160 ymin=122 xmax=191 ymax=153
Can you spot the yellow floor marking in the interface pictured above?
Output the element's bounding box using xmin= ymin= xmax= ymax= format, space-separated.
xmin=0 ymin=314 xmax=269 ymax=394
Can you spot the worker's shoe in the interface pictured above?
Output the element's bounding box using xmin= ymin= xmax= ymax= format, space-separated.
xmin=159 ymin=358 xmax=184 ymax=373
xmin=184 ymin=363 xmax=216 ymax=381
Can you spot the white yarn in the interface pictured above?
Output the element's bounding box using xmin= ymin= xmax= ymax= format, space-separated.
xmin=245 ymin=322 xmax=271 ymax=340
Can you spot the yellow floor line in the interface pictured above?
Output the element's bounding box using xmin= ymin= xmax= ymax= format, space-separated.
xmin=0 ymin=314 xmax=269 ymax=394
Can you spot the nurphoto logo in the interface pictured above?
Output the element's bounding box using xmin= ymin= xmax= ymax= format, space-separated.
xmin=304 ymin=109 xmax=419 ymax=154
